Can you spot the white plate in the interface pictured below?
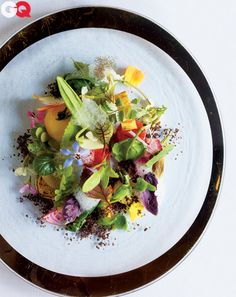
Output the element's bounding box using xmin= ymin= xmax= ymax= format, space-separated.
xmin=0 ymin=27 xmax=212 ymax=277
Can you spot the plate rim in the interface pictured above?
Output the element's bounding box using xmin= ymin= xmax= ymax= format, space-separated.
xmin=0 ymin=6 xmax=224 ymax=297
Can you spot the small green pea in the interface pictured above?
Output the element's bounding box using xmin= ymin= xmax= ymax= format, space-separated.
xmin=40 ymin=132 xmax=48 ymax=143
xmin=36 ymin=127 xmax=43 ymax=138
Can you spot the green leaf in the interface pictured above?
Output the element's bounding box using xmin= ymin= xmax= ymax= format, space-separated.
xmin=33 ymin=154 xmax=55 ymax=176
xmin=99 ymin=214 xmax=128 ymax=230
xmin=146 ymin=144 xmax=175 ymax=167
xmin=114 ymin=214 xmax=128 ymax=230
xmin=27 ymin=140 xmax=44 ymax=154
xmin=60 ymin=119 xmax=79 ymax=148
xmin=111 ymin=184 xmax=131 ymax=203
xmin=54 ymin=166 xmax=74 ymax=206
xmin=135 ymin=177 xmax=156 ymax=192
xmin=57 ymin=76 xmax=83 ymax=118
xmin=82 ymin=169 xmax=103 ymax=193
xmin=67 ymin=79 xmax=92 ymax=93
xmin=93 ymin=121 xmax=113 ymax=145
xmin=73 ymin=61 xmax=90 ymax=76
xmin=66 ymin=206 xmax=96 ymax=232
xmin=100 ymin=163 xmax=119 ymax=189
xmin=141 ymin=105 xmax=167 ymax=125
xmin=112 ymin=138 xmax=145 ymax=162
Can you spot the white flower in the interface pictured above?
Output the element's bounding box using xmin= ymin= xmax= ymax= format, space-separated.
xmin=14 ymin=167 xmax=27 ymax=177
xmin=81 ymin=86 xmax=88 ymax=96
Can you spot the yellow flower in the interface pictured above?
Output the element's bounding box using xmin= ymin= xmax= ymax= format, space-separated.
xmin=124 ymin=65 xmax=145 ymax=86
xmin=128 ymin=202 xmax=144 ymax=222
xmin=121 ymin=119 xmax=137 ymax=131
xmin=113 ymin=91 xmax=130 ymax=105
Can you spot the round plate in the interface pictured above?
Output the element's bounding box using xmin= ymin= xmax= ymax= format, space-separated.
xmin=0 ymin=7 xmax=224 ymax=297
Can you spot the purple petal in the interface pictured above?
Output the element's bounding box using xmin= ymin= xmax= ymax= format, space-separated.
xmin=63 ymin=197 xmax=81 ymax=224
xmin=19 ymin=184 xmax=30 ymax=194
xmin=75 ymin=159 xmax=83 ymax=166
xmin=60 ymin=148 xmax=72 ymax=156
xmin=141 ymin=190 xmax=158 ymax=215
xmin=79 ymin=149 xmax=90 ymax=157
xmin=63 ymin=158 xmax=74 ymax=168
xmin=72 ymin=141 xmax=80 ymax=153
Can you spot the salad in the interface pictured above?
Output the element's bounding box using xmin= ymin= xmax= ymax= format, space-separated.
xmin=15 ymin=58 xmax=174 ymax=235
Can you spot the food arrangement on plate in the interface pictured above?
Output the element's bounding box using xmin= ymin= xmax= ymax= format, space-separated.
xmin=15 ymin=58 xmax=174 ymax=236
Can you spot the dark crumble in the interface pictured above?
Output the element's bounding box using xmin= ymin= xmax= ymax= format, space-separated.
xmin=44 ymin=81 xmax=61 ymax=98
xmin=20 ymin=193 xmax=53 ymax=215
xmin=16 ymin=132 xmax=30 ymax=159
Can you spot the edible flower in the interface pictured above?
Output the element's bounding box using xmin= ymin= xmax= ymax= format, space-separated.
xmin=42 ymin=208 xmax=64 ymax=226
xmin=62 ymin=197 xmax=81 ymax=224
xmin=124 ymin=65 xmax=145 ymax=86
xmin=19 ymin=184 xmax=37 ymax=195
xmin=27 ymin=110 xmax=46 ymax=128
xmin=128 ymin=202 xmax=144 ymax=221
xmin=60 ymin=141 xmax=90 ymax=168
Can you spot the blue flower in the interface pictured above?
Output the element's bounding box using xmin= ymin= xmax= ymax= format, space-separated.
xmin=60 ymin=142 xmax=90 ymax=168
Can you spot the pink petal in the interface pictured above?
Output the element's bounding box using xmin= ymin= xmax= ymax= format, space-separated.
xmin=19 ymin=184 xmax=30 ymax=194
xmin=27 ymin=111 xmax=34 ymax=117
xmin=30 ymin=119 xmax=36 ymax=128
xmin=147 ymin=138 xmax=162 ymax=155
xmin=29 ymin=185 xmax=37 ymax=196
xmin=37 ymin=110 xmax=46 ymax=123
xmin=42 ymin=209 xmax=64 ymax=226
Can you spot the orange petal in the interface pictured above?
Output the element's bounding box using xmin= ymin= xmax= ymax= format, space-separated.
xmin=37 ymin=103 xmax=65 ymax=112
xmin=124 ymin=65 xmax=145 ymax=86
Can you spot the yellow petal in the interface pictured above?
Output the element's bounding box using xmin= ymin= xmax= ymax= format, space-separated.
xmin=114 ymin=91 xmax=130 ymax=106
xmin=121 ymin=119 xmax=137 ymax=131
xmin=128 ymin=202 xmax=144 ymax=222
xmin=124 ymin=65 xmax=145 ymax=86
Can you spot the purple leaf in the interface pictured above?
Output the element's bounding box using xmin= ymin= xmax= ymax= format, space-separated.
xmin=141 ymin=190 xmax=158 ymax=215
xmin=144 ymin=172 xmax=158 ymax=187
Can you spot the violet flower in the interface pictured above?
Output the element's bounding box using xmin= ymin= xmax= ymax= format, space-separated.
xmin=19 ymin=184 xmax=37 ymax=196
xmin=60 ymin=141 xmax=90 ymax=168
xmin=63 ymin=197 xmax=81 ymax=224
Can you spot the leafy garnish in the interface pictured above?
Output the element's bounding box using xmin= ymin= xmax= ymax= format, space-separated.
xmin=75 ymin=99 xmax=113 ymax=145
xmin=141 ymin=105 xmax=167 ymax=125
xmin=99 ymin=213 xmax=128 ymax=230
xmin=146 ymin=144 xmax=174 ymax=167
xmin=111 ymin=184 xmax=131 ymax=203
xmin=82 ymin=169 xmax=103 ymax=193
xmin=93 ymin=122 xmax=113 ymax=145
xmin=33 ymin=154 xmax=55 ymax=176
xmin=141 ymin=190 xmax=158 ymax=215
xmin=57 ymin=76 xmax=83 ymax=117
xmin=135 ymin=177 xmax=156 ymax=192
xmin=60 ymin=118 xmax=78 ymax=148
xmin=28 ymin=140 xmax=44 ymax=154
xmin=54 ymin=166 xmax=74 ymax=207
xmin=87 ymin=185 xmax=113 ymax=202
xmin=100 ymin=163 xmax=119 ymax=189
xmin=112 ymin=138 xmax=145 ymax=161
